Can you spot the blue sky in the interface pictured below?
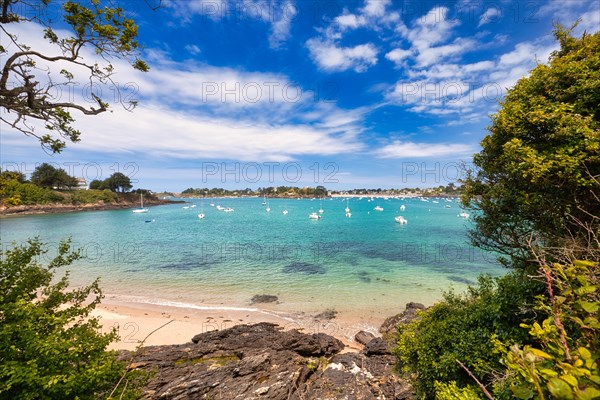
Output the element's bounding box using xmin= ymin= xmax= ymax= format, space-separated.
xmin=1 ymin=0 xmax=599 ymax=191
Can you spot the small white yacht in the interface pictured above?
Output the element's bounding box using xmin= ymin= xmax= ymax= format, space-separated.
xmin=400 ymin=205 xmax=406 ymax=211
xmin=309 ymin=212 xmax=321 ymax=220
xmin=132 ymin=194 xmax=148 ymax=213
xmin=395 ymin=216 xmax=408 ymax=224
xmin=374 ymin=206 xmax=384 ymax=211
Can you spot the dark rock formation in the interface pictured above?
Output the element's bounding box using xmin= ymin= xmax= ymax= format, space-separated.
xmin=363 ymin=337 xmax=392 ymax=356
xmin=379 ymin=302 xmax=426 ymax=336
xmin=282 ymin=261 xmax=326 ymax=275
xmin=355 ymin=330 xmax=376 ymax=345
xmin=314 ymin=309 xmax=338 ymax=320
xmin=250 ymin=294 xmax=279 ymax=304
xmin=127 ymin=322 xmax=415 ymax=399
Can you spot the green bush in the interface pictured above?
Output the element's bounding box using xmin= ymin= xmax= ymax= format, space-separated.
xmin=0 ymin=180 xmax=62 ymax=205
xmin=395 ymin=272 xmax=544 ymax=398
xmin=435 ymin=381 xmax=483 ymax=400
xmin=499 ymin=261 xmax=599 ymax=400
xmin=0 ymin=238 xmax=141 ymax=399
xmin=70 ymin=189 xmax=118 ymax=204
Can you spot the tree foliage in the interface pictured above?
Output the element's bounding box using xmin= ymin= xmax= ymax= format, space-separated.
xmin=0 ymin=238 xmax=141 ymax=399
xmin=461 ymin=26 xmax=600 ymax=270
xmin=396 ymin=26 xmax=600 ymax=400
xmin=0 ymin=0 xmax=149 ymax=152
xmin=30 ymin=162 xmax=77 ymax=189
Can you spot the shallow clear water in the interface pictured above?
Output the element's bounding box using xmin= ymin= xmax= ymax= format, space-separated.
xmin=0 ymin=197 xmax=502 ymax=317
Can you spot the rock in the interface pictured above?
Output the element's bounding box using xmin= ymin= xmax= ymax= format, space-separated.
xmin=282 ymin=261 xmax=326 ymax=275
xmin=379 ymin=302 xmax=426 ymax=336
xmin=355 ymin=330 xmax=376 ymax=345
xmin=363 ymin=337 xmax=392 ymax=356
xmin=251 ymin=294 xmax=278 ymax=304
xmin=190 ymin=322 xmax=343 ymax=357
xmin=314 ymin=309 xmax=337 ymax=320
xmin=127 ymin=322 xmax=415 ymax=399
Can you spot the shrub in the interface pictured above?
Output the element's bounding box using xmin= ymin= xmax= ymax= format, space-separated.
xmin=395 ymin=272 xmax=544 ymax=398
xmin=0 ymin=238 xmax=141 ymax=399
xmin=70 ymin=189 xmax=118 ymax=204
xmin=0 ymin=180 xmax=61 ymax=205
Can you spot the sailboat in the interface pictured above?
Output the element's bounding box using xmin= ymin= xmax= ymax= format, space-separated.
xmin=198 ymin=198 xmax=205 ymax=219
xmin=132 ymin=193 xmax=148 ymax=213
xmin=344 ymin=198 xmax=350 ymax=213
xmin=318 ymin=197 xmax=324 ymax=214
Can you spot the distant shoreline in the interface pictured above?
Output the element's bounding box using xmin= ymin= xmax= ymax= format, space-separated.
xmin=0 ymin=198 xmax=184 ymax=217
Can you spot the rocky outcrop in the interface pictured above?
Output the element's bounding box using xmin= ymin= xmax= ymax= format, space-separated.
xmin=250 ymin=294 xmax=279 ymax=304
xmin=127 ymin=322 xmax=415 ymax=399
xmin=379 ymin=302 xmax=426 ymax=337
xmin=355 ymin=330 xmax=376 ymax=346
xmin=0 ymin=197 xmax=182 ymax=216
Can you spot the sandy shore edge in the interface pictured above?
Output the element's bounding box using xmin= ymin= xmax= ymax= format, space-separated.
xmin=94 ymin=298 xmax=383 ymax=352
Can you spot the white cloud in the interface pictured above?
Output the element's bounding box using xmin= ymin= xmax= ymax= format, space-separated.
xmin=576 ymin=7 xmax=600 ymax=35
xmin=306 ymin=39 xmax=378 ymax=72
xmin=165 ymin=0 xmax=297 ymax=50
xmin=184 ymin=44 xmax=201 ymax=55
xmin=268 ymin=0 xmax=297 ymax=49
xmin=414 ymin=38 xmax=476 ymax=67
xmin=335 ymin=13 xmax=364 ymax=30
xmin=385 ymin=48 xmax=412 ymax=66
xmin=375 ymin=140 xmax=475 ymax=158
xmin=478 ymin=7 xmax=501 ymax=27
xmin=1 ymin=21 xmax=367 ymax=162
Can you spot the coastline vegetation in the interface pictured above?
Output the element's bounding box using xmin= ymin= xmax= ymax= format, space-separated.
xmin=0 ymin=165 xmax=154 ymax=209
xmin=394 ymin=25 xmax=599 ymax=399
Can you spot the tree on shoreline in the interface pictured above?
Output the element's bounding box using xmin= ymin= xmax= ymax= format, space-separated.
xmin=396 ymin=25 xmax=600 ymax=399
xmin=0 ymin=0 xmax=148 ymax=152
xmin=461 ymin=25 xmax=600 ymax=270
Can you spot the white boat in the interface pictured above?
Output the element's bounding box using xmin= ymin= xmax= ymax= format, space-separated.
xmin=445 ymin=205 xmax=451 ymax=208
xmin=395 ymin=216 xmax=408 ymax=224
xmin=182 ymin=206 xmax=189 ymax=209
xmin=198 ymin=198 xmax=205 ymax=219
xmin=345 ymin=212 xmax=352 ymax=218
xmin=318 ymin=197 xmax=324 ymax=213
xmin=309 ymin=212 xmax=321 ymax=220
xmin=132 ymin=194 xmax=148 ymax=213
xmin=210 ymin=203 xmax=215 ymax=207
xmin=459 ymin=211 xmax=470 ymax=218
xmin=190 ymin=204 xmax=197 ymax=208
xmin=282 ymin=210 xmax=288 ymax=215
xmin=344 ymin=198 xmax=350 ymax=213
xmin=216 ymin=205 xmax=225 ymax=210
xmin=400 ymin=205 xmax=406 ymax=211
xmin=262 ymin=195 xmax=267 ymax=206
xmin=374 ymin=206 xmax=384 ymax=211
xmin=223 ymin=207 xmax=234 ymax=212
xmin=266 ymin=207 xmax=271 ymax=212
xmin=432 ymin=200 xmax=439 ymax=204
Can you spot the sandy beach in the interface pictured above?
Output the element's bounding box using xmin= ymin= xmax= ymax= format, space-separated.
xmin=94 ymin=297 xmax=382 ymax=352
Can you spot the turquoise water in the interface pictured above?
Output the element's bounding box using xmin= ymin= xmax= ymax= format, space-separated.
xmin=0 ymin=197 xmax=502 ymax=317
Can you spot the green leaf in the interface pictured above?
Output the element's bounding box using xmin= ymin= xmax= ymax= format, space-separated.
xmin=578 ymin=347 xmax=592 ymax=360
xmin=578 ymin=387 xmax=600 ymax=400
xmin=547 ymin=378 xmax=574 ymax=399
xmin=511 ymin=384 xmax=535 ymax=399
xmin=529 ymin=348 xmax=553 ymax=360
xmin=578 ymin=301 xmax=599 ymax=313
